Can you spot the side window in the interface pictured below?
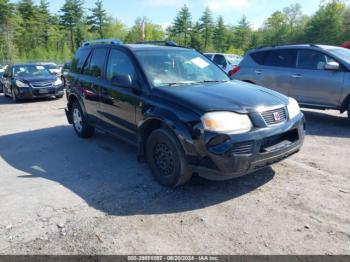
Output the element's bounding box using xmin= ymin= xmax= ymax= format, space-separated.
xmin=106 ymin=49 xmax=136 ymax=82
xmin=82 ymin=53 xmax=92 ymax=75
xmin=297 ymin=50 xmax=336 ymax=70
xmin=251 ymin=51 xmax=267 ymax=65
xmin=213 ymin=55 xmax=227 ymax=67
xmin=264 ymin=49 xmax=297 ymax=68
xmin=71 ymin=48 xmax=91 ymax=73
xmin=88 ymin=48 xmax=108 ymax=77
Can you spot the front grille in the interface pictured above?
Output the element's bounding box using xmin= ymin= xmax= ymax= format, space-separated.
xmin=260 ymin=107 xmax=287 ymax=126
xmin=31 ymin=81 xmax=53 ymax=89
xmin=232 ymin=141 xmax=254 ymax=155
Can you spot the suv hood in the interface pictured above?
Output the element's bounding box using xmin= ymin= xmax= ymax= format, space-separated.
xmin=153 ymin=80 xmax=289 ymax=115
xmin=14 ymin=75 xmax=57 ymax=83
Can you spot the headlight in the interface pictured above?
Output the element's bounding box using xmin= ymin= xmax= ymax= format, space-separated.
xmin=201 ymin=111 xmax=253 ymax=134
xmin=15 ymin=80 xmax=29 ymax=88
xmin=54 ymin=78 xmax=63 ymax=86
xmin=287 ymin=97 xmax=301 ymax=119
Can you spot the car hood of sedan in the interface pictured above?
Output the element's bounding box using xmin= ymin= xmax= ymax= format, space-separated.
xmin=153 ymin=80 xmax=289 ymax=114
xmin=14 ymin=75 xmax=57 ymax=83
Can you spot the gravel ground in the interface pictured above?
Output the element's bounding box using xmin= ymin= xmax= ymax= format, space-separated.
xmin=0 ymin=94 xmax=349 ymax=255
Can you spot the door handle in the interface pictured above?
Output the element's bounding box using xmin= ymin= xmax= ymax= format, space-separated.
xmin=255 ymin=70 xmax=262 ymax=75
xmin=292 ymin=74 xmax=303 ymax=79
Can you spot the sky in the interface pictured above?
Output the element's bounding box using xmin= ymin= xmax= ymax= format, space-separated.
xmin=17 ymin=0 xmax=326 ymax=29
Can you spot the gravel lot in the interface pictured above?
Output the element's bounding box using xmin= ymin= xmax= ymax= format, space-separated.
xmin=0 ymin=93 xmax=349 ymax=255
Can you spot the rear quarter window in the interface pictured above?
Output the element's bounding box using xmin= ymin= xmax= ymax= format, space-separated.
xmin=250 ymin=51 xmax=266 ymax=65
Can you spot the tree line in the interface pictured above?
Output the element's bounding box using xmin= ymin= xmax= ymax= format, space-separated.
xmin=0 ymin=0 xmax=349 ymax=64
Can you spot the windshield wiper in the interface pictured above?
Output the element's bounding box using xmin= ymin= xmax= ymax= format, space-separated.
xmin=195 ymin=80 xmax=228 ymax=84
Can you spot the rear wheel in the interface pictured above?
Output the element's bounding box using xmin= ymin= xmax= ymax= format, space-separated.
xmin=71 ymin=101 xmax=95 ymax=138
xmin=146 ymin=128 xmax=192 ymax=187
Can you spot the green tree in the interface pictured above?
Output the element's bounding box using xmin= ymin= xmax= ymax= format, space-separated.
xmin=304 ymin=0 xmax=346 ymax=45
xmin=263 ymin=11 xmax=289 ymax=45
xmin=0 ymin=0 xmax=16 ymax=62
xmin=171 ymin=5 xmax=192 ymax=46
xmin=213 ymin=16 xmax=227 ymax=52
xmin=87 ymin=0 xmax=108 ymax=38
xmin=199 ymin=7 xmax=214 ymax=51
xmin=60 ymin=0 xmax=84 ymax=52
xmin=125 ymin=17 xmax=164 ymax=43
xmin=232 ymin=16 xmax=252 ymax=51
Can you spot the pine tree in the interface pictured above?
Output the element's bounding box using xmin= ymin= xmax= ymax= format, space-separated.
xmin=87 ymin=0 xmax=108 ymax=39
xmin=199 ymin=7 xmax=214 ymax=51
xmin=213 ymin=16 xmax=227 ymax=52
xmin=172 ymin=5 xmax=192 ymax=46
xmin=60 ymin=0 xmax=84 ymax=52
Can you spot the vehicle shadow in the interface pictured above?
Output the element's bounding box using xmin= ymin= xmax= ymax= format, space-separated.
xmin=0 ymin=125 xmax=275 ymax=216
xmin=302 ymin=110 xmax=350 ymax=138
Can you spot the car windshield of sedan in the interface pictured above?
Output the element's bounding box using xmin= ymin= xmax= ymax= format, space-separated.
xmin=12 ymin=65 xmax=52 ymax=77
xmin=328 ymin=48 xmax=350 ymax=64
xmin=135 ymin=49 xmax=230 ymax=87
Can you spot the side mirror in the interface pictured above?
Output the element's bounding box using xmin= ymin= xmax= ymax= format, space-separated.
xmin=325 ymin=61 xmax=340 ymax=71
xmin=111 ymin=74 xmax=133 ymax=88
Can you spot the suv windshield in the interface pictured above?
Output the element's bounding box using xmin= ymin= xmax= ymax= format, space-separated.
xmin=12 ymin=65 xmax=52 ymax=77
xmin=135 ymin=49 xmax=230 ymax=87
xmin=327 ymin=48 xmax=350 ymax=64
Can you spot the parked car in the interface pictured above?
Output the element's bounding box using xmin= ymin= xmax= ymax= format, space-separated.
xmin=39 ymin=62 xmax=62 ymax=76
xmin=204 ymin=53 xmax=242 ymax=76
xmin=3 ymin=63 xmax=64 ymax=102
xmin=65 ymin=39 xmax=305 ymax=187
xmin=233 ymin=44 xmax=350 ymax=122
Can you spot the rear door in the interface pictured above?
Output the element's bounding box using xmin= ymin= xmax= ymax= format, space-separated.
xmin=258 ymin=49 xmax=297 ymax=95
xmin=79 ymin=47 xmax=109 ymax=123
xmin=99 ymin=48 xmax=139 ymax=143
xmin=289 ymin=49 xmax=344 ymax=107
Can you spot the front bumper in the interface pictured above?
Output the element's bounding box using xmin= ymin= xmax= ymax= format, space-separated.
xmin=14 ymin=85 xmax=64 ymax=99
xmin=191 ymin=114 xmax=305 ymax=180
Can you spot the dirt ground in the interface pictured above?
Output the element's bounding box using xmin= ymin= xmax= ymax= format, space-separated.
xmin=0 ymin=94 xmax=349 ymax=255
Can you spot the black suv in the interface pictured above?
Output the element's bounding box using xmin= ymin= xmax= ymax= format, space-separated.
xmin=65 ymin=39 xmax=305 ymax=187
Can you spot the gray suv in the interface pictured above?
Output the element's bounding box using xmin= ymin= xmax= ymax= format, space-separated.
xmin=233 ymin=44 xmax=350 ymax=121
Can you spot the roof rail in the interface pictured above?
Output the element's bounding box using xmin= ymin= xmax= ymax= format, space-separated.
xmin=82 ymin=39 xmax=122 ymax=47
xmin=135 ymin=40 xmax=178 ymax=47
xmin=253 ymin=43 xmax=320 ymax=50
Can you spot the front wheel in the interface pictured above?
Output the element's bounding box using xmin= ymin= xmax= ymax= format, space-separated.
xmin=146 ymin=128 xmax=192 ymax=187
xmin=71 ymin=102 xmax=95 ymax=138
xmin=56 ymin=94 xmax=64 ymax=99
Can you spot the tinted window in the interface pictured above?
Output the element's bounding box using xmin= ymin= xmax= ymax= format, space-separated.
xmin=106 ymin=49 xmax=135 ymax=81
xmin=297 ymin=50 xmax=336 ymax=70
xmin=264 ymin=49 xmax=297 ymax=68
xmin=250 ymin=51 xmax=266 ymax=65
xmin=213 ymin=55 xmax=227 ymax=66
xmin=71 ymin=48 xmax=91 ymax=73
xmin=87 ymin=48 xmax=108 ymax=77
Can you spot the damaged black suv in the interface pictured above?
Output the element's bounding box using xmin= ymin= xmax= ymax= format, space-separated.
xmin=65 ymin=39 xmax=305 ymax=187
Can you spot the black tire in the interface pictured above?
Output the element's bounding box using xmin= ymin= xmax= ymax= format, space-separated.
xmin=347 ymin=104 xmax=350 ymax=122
xmin=146 ymin=128 xmax=192 ymax=187
xmin=56 ymin=94 xmax=64 ymax=99
xmin=71 ymin=101 xmax=95 ymax=138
